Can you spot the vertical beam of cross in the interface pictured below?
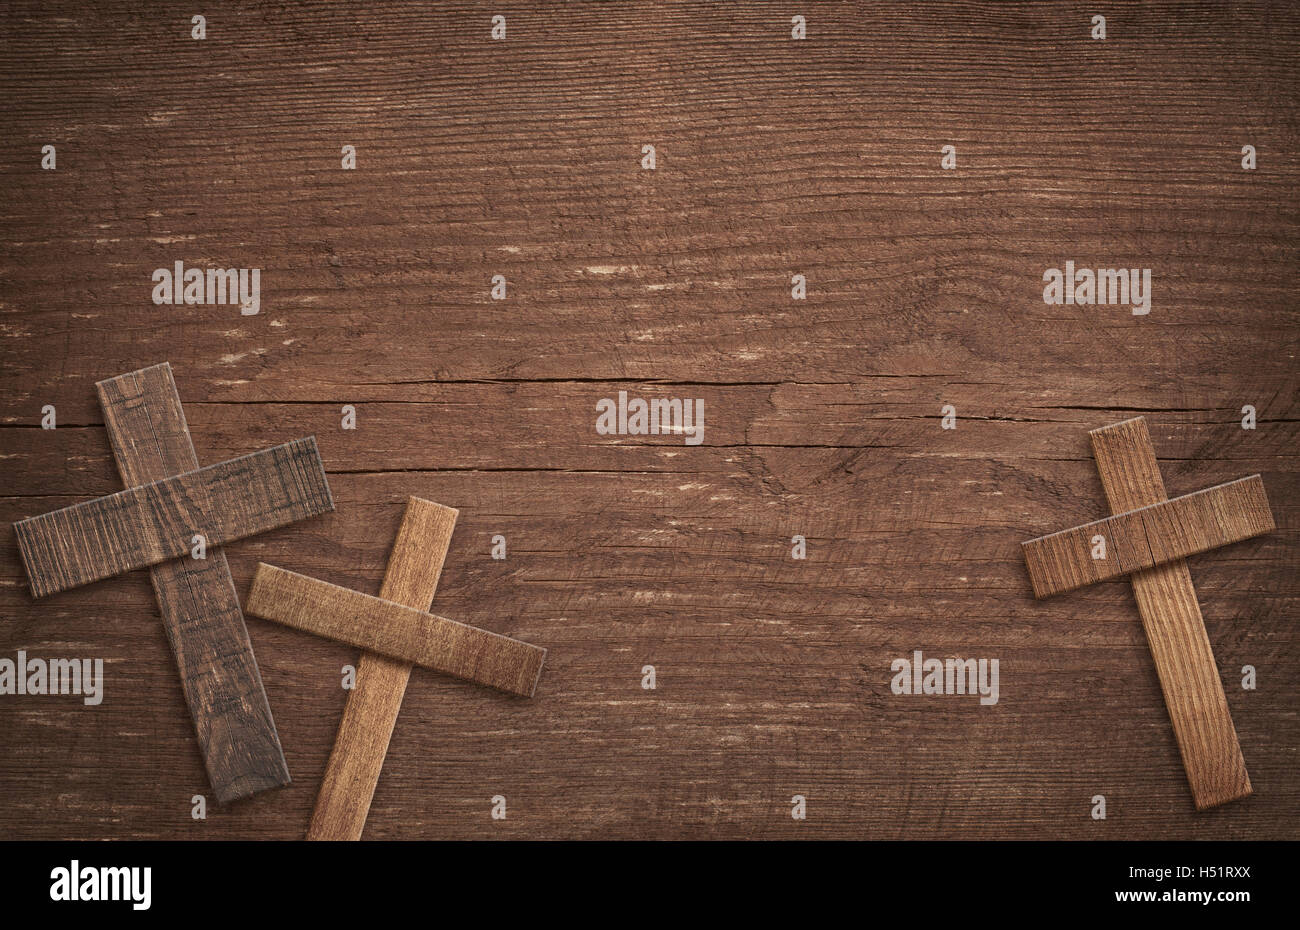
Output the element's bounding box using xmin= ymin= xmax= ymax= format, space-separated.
xmin=100 ymin=364 xmax=298 ymax=801
xmin=99 ymin=365 xmax=292 ymax=802
xmin=308 ymin=498 xmax=459 ymax=840
xmin=1088 ymin=418 xmax=1252 ymax=809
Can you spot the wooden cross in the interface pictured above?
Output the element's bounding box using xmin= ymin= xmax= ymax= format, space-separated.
xmin=1022 ymin=417 xmax=1275 ymax=810
xmin=244 ymin=497 xmax=546 ymax=840
xmin=12 ymin=363 xmax=335 ymax=803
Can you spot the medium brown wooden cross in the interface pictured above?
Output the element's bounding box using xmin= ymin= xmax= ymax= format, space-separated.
xmin=12 ymin=363 xmax=335 ymax=803
xmin=245 ymin=496 xmax=546 ymax=840
xmin=1022 ymin=417 xmax=1274 ymax=810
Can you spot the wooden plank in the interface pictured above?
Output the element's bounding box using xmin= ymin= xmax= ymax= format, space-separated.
xmin=246 ymin=563 xmax=545 ymax=696
xmin=96 ymin=363 xmax=290 ymax=804
xmin=1022 ymin=475 xmax=1274 ymax=598
xmin=1 ymin=1 xmax=1296 ymax=842
xmin=307 ymin=497 xmax=459 ymax=841
xmin=3 ymin=4 xmax=1297 ymax=422
xmin=14 ymin=438 xmax=334 ymax=597
xmin=4 ymin=391 xmax=1299 ymax=502
xmin=1090 ymin=417 xmax=1252 ymax=810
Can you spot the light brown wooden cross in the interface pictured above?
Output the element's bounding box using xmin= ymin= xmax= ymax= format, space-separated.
xmin=245 ymin=496 xmax=546 ymax=839
xmin=1021 ymin=417 xmax=1274 ymax=810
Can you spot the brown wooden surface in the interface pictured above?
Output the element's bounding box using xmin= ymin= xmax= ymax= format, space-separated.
xmin=1090 ymin=418 xmax=1252 ymax=810
xmin=247 ymin=562 xmax=545 ymax=697
xmin=1022 ymin=474 xmax=1274 ymax=598
xmin=0 ymin=1 xmax=1296 ymax=838
xmin=14 ymin=437 xmax=334 ymax=596
xmin=308 ymin=498 xmax=458 ymax=840
xmin=97 ymin=363 xmax=290 ymax=803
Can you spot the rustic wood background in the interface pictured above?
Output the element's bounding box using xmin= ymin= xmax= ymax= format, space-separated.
xmin=1 ymin=1 xmax=1296 ymax=840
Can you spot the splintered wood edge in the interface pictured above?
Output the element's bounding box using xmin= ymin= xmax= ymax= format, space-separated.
xmin=304 ymin=436 xmax=335 ymax=512
xmin=405 ymin=496 xmax=459 ymax=519
xmin=1089 ymin=415 xmax=1148 ymax=435
xmin=94 ymin=360 xmax=175 ymax=391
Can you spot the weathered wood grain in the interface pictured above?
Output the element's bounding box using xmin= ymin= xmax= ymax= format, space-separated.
xmin=247 ymin=562 xmax=545 ymax=696
xmin=96 ymin=362 xmax=290 ymax=803
xmin=0 ymin=459 xmax=1289 ymax=839
xmin=1 ymin=3 xmax=1297 ymax=419
xmin=1022 ymin=475 xmax=1274 ymax=598
xmin=308 ymin=498 xmax=459 ymax=840
xmin=14 ymin=437 xmax=334 ymax=597
xmin=1090 ymin=417 xmax=1252 ymax=810
xmin=0 ymin=0 xmax=1296 ymax=839
xmin=4 ymin=391 xmax=1298 ymax=503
